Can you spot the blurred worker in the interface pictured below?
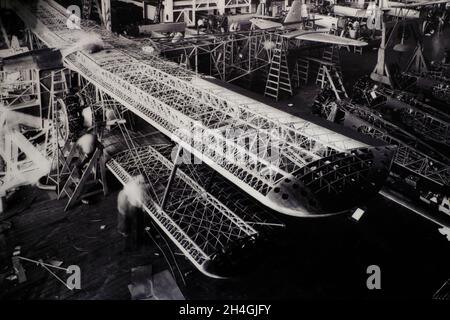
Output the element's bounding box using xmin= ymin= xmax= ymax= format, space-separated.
xmin=117 ymin=175 xmax=148 ymax=250
xmin=74 ymin=133 xmax=102 ymax=180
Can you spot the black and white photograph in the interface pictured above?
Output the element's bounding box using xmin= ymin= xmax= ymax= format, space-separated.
xmin=0 ymin=0 xmax=449 ymax=306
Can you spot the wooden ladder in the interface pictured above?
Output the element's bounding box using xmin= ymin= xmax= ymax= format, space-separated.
xmin=316 ymin=64 xmax=348 ymax=101
xmin=264 ymin=36 xmax=293 ymax=101
xmin=49 ymin=69 xmax=68 ymax=100
xmin=214 ymin=38 xmax=234 ymax=80
xmin=224 ymin=40 xmax=234 ymax=66
xmin=293 ymin=58 xmax=310 ymax=87
xmin=46 ymin=139 xmax=74 ymax=195
xmin=322 ymin=45 xmax=342 ymax=75
xmin=59 ymin=147 xmax=108 ymax=211
xmin=44 ymin=69 xmax=68 ymax=168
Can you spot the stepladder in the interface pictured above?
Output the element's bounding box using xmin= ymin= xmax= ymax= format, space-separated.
xmin=59 ymin=145 xmax=108 ymax=211
xmin=315 ymin=60 xmax=348 ymax=101
xmin=264 ymin=36 xmax=293 ymax=100
xmin=293 ymin=58 xmax=310 ymax=87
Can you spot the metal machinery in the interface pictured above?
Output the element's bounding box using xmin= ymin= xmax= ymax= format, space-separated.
xmin=9 ymin=0 xmax=396 ymax=276
xmin=47 ymin=81 xmax=111 ymax=210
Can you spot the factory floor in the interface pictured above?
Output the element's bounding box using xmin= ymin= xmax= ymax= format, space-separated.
xmin=1 ymin=22 xmax=450 ymax=301
xmin=0 ymin=182 xmax=190 ymax=300
xmin=183 ymin=191 xmax=450 ymax=300
xmin=1 ymin=179 xmax=449 ymax=300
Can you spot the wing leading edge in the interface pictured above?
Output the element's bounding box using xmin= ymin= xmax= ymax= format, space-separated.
xmin=295 ymin=32 xmax=368 ymax=46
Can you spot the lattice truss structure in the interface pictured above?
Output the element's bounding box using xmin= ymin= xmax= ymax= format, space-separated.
xmin=314 ymin=98 xmax=450 ymax=187
xmin=153 ymin=30 xmax=279 ymax=83
xmin=107 ymin=144 xmax=257 ymax=275
xmin=0 ymin=65 xmax=68 ymax=194
xmin=83 ymin=85 xmax=269 ymax=275
xmin=150 ymin=29 xmax=310 ymax=84
xmin=77 ymin=76 xmax=127 ymax=125
xmin=0 ymin=69 xmax=41 ymax=112
xmin=357 ymin=85 xmax=450 ymax=148
xmin=13 ymin=0 xmax=367 ymax=217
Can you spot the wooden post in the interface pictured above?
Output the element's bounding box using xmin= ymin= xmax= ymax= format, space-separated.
xmin=101 ymin=0 xmax=112 ymax=31
xmin=370 ymin=10 xmax=392 ymax=86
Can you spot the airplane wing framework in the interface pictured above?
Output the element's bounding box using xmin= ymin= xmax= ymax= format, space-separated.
xmin=10 ymin=0 xmax=397 ymax=276
xmin=12 ymin=0 xmax=392 ymax=220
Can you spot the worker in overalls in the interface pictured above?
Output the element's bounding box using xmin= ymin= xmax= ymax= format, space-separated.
xmin=117 ymin=175 xmax=148 ymax=250
xmin=67 ymin=132 xmax=103 ymax=205
xmin=75 ymin=132 xmax=103 ymax=179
